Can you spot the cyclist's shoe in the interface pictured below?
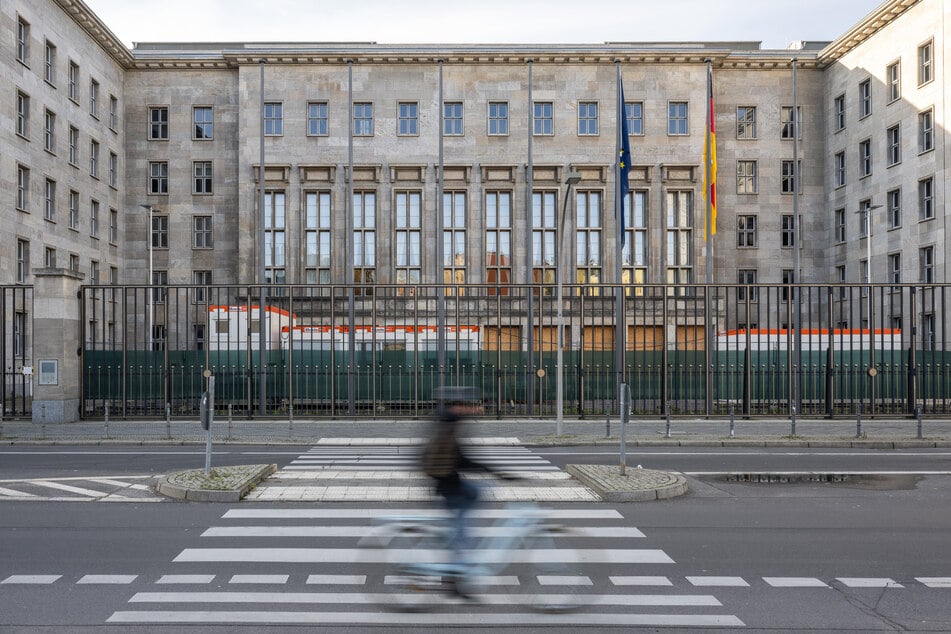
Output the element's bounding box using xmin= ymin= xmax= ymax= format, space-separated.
xmin=444 ymin=577 xmax=478 ymax=602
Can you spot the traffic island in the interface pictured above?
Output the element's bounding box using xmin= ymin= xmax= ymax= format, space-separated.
xmin=567 ymin=464 xmax=688 ymax=502
xmin=157 ymin=464 xmax=277 ymax=502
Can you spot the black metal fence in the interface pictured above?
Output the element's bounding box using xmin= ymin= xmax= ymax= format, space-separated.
xmin=80 ymin=283 xmax=950 ymax=419
xmin=1 ymin=286 xmax=33 ymax=419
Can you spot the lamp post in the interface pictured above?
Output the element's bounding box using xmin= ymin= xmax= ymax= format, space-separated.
xmin=556 ymin=171 xmax=582 ymax=436
xmin=139 ymin=204 xmax=156 ymax=350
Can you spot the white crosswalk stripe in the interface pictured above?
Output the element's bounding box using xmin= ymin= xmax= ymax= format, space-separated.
xmin=106 ymin=503 xmax=747 ymax=628
xmin=0 ymin=475 xmax=163 ymax=502
xmin=248 ymin=441 xmax=598 ymax=502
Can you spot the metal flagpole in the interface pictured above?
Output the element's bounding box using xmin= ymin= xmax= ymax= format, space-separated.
xmin=615 ymin=60 xmax=628 ymax=474
xmin=525 ymin=59 xmax=535 ymax=415
xmin=791 ymin=58 xmax=802 ymax=419
xmin=704 ymin=59 xmax=714 ymax=418
xmin=437 ymin=59 xmax=446 ymax=389
xmin=258 ymin=59 xmax=267 ymax=417
xmin=347 ymin=60 xmax=356 ymax=415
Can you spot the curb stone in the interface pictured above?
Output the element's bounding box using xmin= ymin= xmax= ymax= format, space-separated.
xmin=157 ymin=464 xmax=277 ymax=502
xmin=566 ymin=464 xmax=688 ymax=502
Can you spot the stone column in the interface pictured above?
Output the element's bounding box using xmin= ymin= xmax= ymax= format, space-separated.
xmin=31 ymin=268 xmax=84 ymax=424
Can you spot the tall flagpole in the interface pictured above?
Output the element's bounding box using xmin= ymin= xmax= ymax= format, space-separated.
xmin=615 ymin=60 xmax=628 ymax=473
xmin=258 ymin=59 xmax=267 ymax=417
xmin=525 ymin=59 xmax=534 ymax=415
xmin=347 ymin=59 xmax=355 ymax=415
xmin=791 ymin=57 xmax=802 ymax=419
xmin=437 ymin=59 xmax=446 ymax=390
xmin=704 ymin=58 xmax=714 ymax=417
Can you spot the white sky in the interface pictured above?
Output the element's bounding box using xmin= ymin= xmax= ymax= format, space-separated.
xmin=84 ymin=0 xmax=885 ymax=50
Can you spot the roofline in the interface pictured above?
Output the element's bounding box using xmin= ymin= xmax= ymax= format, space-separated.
xmin=818 ymin=0 xmax=920 ymax=63
xmin=53 ymin=0 xmax=135 ymax=67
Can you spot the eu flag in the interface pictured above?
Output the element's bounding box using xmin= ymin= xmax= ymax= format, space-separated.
xmin=618 ymin=83 xmax=631 ymax=246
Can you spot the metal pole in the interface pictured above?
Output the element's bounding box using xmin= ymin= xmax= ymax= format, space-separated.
xmin=614 ymin=61 xmax=626 ymax=423
xmin=525 ymin=59 xmax=534 ymax=415
xmin=258 ymin=59 xmax=267 ymax=417
xmin=437 ymin=59 xmax=446 ymax=390
xmin=791 ymin=58 xmax=802 ymax=415
xmin=205 ymin=375 xmax=214 ymax=475
xmin=147 ymin=205 xmax=153 ymax=352
xmin=704 ymin=59 xmax=714 ymax=418
xmin=557 ymin=173 xmax=580 ymax=436
xmin=347 ymin=60 xmax=356 ymax=415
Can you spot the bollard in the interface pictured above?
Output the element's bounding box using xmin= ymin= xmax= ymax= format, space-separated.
xmin=790 ymin=404 xmax=797 ymax=436
xmin=166 ymin=403 xmax=171 ymax=439
xmin=104 ymin=403 xmax=110 ymax=439
xmin=605 ymin=413 xmax=611 ymax=438
xmin=856 ymin=403 xmax=862 ymax=439
xmin=228 ymin=403 xmax=233 ymax=441
xmin=917 ymin=406 xmax=923 ymax=440
xmin=665 ymin=401 xmax=671 ymax=439
xmin=729 ymin=403 xmax=735 ymax=439
xmin=289 ymin=404 xmax=294 ymax=433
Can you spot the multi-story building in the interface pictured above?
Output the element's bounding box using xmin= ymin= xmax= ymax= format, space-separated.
xmin=1 ymin=0 xmax=947 ymax=419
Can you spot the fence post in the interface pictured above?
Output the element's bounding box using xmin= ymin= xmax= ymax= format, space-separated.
xmin=227 ymin=403 xmax=233 ymax=440
xmin=104 ymin=403 xmax=110 ymax=439
xmin=855 ymin=402 xmax=862 ymax=439
xmin=165 ymin=402 xmax=171 ymax=439
xmin=665 ymin=401 xmax=671 ymax=438
xmin=790 ymin=403 xmax=797 ymax=436
xmin=917 ymin=406 xmax=923 ymax=440
xmin=729 ymin=402 xmax=735 ymax=439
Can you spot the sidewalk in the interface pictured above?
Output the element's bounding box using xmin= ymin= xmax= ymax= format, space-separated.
xmin=2 ymin=416 xmax=949 ymax=447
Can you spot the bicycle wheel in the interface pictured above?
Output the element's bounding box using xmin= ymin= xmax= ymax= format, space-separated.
xmin=520 ymin=524 xmax=590 ymax=613
xmin=382 ymin=522 xmax=448 ymax=612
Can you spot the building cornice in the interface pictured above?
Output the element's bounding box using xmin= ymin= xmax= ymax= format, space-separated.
xmin=52 ymin=0 xmax=135 ymax=67
xmin=818 ymin=0 xmax=920 ymax=63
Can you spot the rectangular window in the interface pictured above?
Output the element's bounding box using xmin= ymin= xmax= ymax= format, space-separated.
xmin=578 ymin=102 xmax=599 ymax=135
xmin=193 ymin=216 xmax=213 ymax=248
xmin=16 ymin=239 xmax=29 ymax=283
xmin=193 ymin=106 xmax=213 ymax=139
xmin=836 ymin=265 xmax=847 ymax=300
xmin=780 ymin=214 xmax=796 ymax=248
xmin=109 ymin=152 xmax=118 ymax=187
xmin=666 ymin=191 xmax=693 ymax=292
xmin=16 ymin=165 xmax=29 ymax=212
xmin=45 ymin=178 xmax=55 ymax=221
xmin=626 ymin=101 xmax=644 ymax=136
xmin=151 ymin=270 xmax=167 ymax=305
xmin=736 ymin=215 xmax=757 ymax=248
xmin=352 ymin=191 xmax=375 ymax=288
xmin=919 ymin=177 xmax=934 ymax=220
xmin=264 ymin=102 xmax=283 ymax=136
xmin=835 ymin=208 xmax=846 ymax=243
xmin=919 ymin=108 xmax=934 ymax=153
xmin=149 ymin=107 xmax=169 ymax=140
xmin=69 ymin=190 xmax=79 ymax=229
xmin=16 ymin=91 xmax=29 ymax=138
xmin=193 ymin=270 xmax=211 ymax=304
xmin=444 ymin=102 xmax=463 ymax=136
xmin=859 ymin=199 xmax=872 ymax=238
xmin=68 ymin=126 xmax=78 ymax=165
xmin=109 ymin=208 xmax=118 ymax=243
xmin=68 ymin=61 xmax=79 ymax=102
xmin=886 ymin=125 xmax=901 ymax=166
xmin=534 ymin=101 xmax=553 ymax=135
xmin=887 ymin=188 xmax=901 ymax=229
xmin=888 ymin=253 xmax=901 ymax=285
xmin=668 ymin=101 xmax=688 ymax=135
xmin=736 ymin=160 xmax=757 ymax=194
xmin=887 ymin=61 xmax=901 ymax=102
xmin=193 ymin=161 xmax=212 ymax=194
xmin=531 ymin=191 xmax=557 ymax=287
xmin=44 ymin=40 xmax=55 ymax=84
xmin=834 ymin=151 xmax=846 ymax=187
xmin=395 ymin=191 xmax=421 ymax=291
xmin=90 ymin=199 xmax=99 ymax=238
xmin=149 ymin=161 xmax=169 ymax=194
xmin=304 ymin=191 xmax=332 ymax=284
xmin=781 ymin=106 xmax=802 ymax=138
xmin=834 ymin=94 xmax=845 ymax=131
xmin=45 ymin=247 xmax=56 ymax=268
xmin=622 ymin=190 xmax=648 ymax=293
xmin=397 ymin=102 xmax=418 ymax=136
xmin=109 ymin=95 xmax=118 ymax=130
xmin=920 ymin=245 xmax=935 ymax=283
xmin=858 ymin=139 xmax=871 ymax=177
xmin=16 ymin=16 xmax=29 ymax=64
xmin=89 ymin=79 xmax=99 ymax=118
xmin=575 ymin=191 xmax=602 ymax=288
xmin=352 ymin=102 xmax=373 ymax=136
xmin=89 ymin=140 xmax=100 ymax=178
xmin=736 ymin=106 xmax=756 ymax=139
xmin=918 ymin=39 xmax=933 ymax=85
xmin=44 ymin=109 xmax=55 ymax=152
xmin=152 ymin=215 xmax=169 ymax=249
xmin=485 ymin=191 xmax=512 ymax=288
xmin=307 ymin=101 xmax=328 ymax=136
xmin=858 ymin=79 xmax=871 ymax=118
xmin=781 ymin=269 xmax=795 ymax=301
xmin=781 ymin=160 xmax=799 ymax=194
xmin=737 ymin=269 xmax=758 ymax=302
xmin=443 ymin=192 xmax=467 ymax=289
xmin=488 ymin=101 xmax=508 ymax=135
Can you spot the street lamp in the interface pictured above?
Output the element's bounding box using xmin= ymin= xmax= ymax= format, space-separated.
xmin=139 ymin=204 xmax=156 ymax=350
xmin=556 ymin=171 xmax=582 ymax=436
xmin=857 ymin=203 xmax=884 ymax=328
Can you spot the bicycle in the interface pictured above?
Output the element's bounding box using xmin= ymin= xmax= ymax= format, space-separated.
xmin=361 ymin=501 xmax=589 ymax=613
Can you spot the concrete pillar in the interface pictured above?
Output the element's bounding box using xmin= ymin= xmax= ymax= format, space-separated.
xmin=31 ymin=268 xmax=84 ymax=424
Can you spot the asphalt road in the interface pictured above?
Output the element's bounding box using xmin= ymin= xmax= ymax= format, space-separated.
xmin=1 ymin=443 xmax=950 ymax=631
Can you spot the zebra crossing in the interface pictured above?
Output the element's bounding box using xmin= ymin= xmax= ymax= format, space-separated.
xmin=0 ymin=475 xmax=162 ymax=502
xmin=105 ymin=504 xmax=746 ymax=627
xmin=246 ymin=440 xmax=601 ymax=502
